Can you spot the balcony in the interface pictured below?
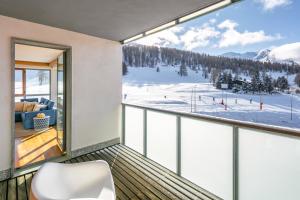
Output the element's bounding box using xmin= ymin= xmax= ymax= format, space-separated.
xmin=0 ymin=144 xmax=219 ymax=200
xmin=1 ymin=0 xmax=299 ymax=199
xmin=1 ymin=103 xmax=299 ymax=200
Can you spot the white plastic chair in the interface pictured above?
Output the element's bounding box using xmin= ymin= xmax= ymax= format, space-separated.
xmin=30 ymin=160 xmax=115 ymax=200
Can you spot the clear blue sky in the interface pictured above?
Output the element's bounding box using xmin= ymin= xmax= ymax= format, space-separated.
xmin=136 ymin=0 xmax=300 ymax=55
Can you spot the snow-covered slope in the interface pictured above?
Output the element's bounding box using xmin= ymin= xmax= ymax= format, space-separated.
xmin=123 ymin=65 xmax=208 ymax=85
xmin=124 ymin=65 xmax=297 ymax=87
xmin=123 ymin=66 xmax=300 ymax=130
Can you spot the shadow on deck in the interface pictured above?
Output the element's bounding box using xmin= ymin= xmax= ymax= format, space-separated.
xmin=0 ymin=144 xmax=220 ymax=200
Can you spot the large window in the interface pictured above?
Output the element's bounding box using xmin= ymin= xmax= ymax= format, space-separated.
xmin=26 ymin=69 xmax=50 ymax=95
xmin=15 ymin=68 xmax=50 ymax=101
xmin=15 ymin=69 xmax=24 ymax=95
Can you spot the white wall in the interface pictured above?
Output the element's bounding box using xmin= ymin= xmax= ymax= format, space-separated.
xmin=0 ymin=15 xmax=122 ymax=172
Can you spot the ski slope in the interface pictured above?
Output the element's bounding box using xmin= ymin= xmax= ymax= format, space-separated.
xmin=123 ymin=66 xmax=300 ymax=130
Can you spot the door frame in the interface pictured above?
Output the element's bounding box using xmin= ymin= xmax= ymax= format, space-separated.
xmin=11 ymin=38 xmax=72 ymax=176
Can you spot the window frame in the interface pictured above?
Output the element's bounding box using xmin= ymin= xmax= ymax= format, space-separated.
xmin=14 ymin=67 xmax=51 ymax=99
xmin=14 ymin=68 xmax=26 ymax=97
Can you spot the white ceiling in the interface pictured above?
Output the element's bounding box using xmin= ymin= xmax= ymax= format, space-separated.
xmin=15 ymin=44 xmax=64 ymax=63
xmin=0 ymin=0 xmax=226 ymax=41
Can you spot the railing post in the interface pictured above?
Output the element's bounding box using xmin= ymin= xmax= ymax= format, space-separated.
xmin=122 ymin=104 xmax=125 ymax=144
xmin=176 ymin=115 xmax=181 ymax=176
xmin=233 ymin=126 xmax=239 ymax=200
xmin=143 ymin=109 xmax=147 ymax=157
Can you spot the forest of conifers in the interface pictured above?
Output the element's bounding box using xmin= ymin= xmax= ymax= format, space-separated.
xmin=122 ymin=44 xmax=300 ymax=76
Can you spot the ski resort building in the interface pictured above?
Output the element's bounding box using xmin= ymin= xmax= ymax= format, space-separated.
xmin=0 ymin=0 xmax=299 ymax=200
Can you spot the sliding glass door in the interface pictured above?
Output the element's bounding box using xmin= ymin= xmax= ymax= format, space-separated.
xmin=56 ymin=53 xmax=66 ymax=151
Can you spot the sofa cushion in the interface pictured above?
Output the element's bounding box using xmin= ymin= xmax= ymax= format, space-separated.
xmin=40 ymin=97 xmax=47 ymax=104
xmin=33 ymin=104 xmax=48 ymax=111
xmin=47 ymin=101 xmax=55 ymax=110
xmin=23 ymin=102 xmax=37 ymax=112
xmin=15 ymin=102 xmax=24 ymax=112
xmin=38 ymin=98 xmax=55 ymax=110
xmin=43 ymin=99 xmax=49 ymax=107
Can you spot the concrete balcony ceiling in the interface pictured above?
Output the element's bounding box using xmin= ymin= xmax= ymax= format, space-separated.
xmin=0 ymin=0 xmax=227 ymax=42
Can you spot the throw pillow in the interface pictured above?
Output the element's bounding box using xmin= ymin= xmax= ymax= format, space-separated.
xmin=33 ymin=104 xmax=48 ymax=112
xmin=23 ymin=102 xmax=37 ymax=112
xmin=15 ymin=102 xmax=24 ymax=112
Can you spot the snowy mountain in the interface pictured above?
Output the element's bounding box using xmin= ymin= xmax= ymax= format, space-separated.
xmin=221 ymin=42 xmax=300 ymax=65
xmin=254 ymin=48 xmax=297 ymax=65
xmin=267 ymin=43 xmax=300 ymax=65
xmin=254 ymin=49 xmax=271 ymax=61
xmin=221 ymin=52 xmax=257 ymax=60
xmin=221 ymin=49 xmax=279 ymax=63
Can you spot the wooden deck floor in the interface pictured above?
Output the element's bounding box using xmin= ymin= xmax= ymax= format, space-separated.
xmin=0 ymin=144 xmax=220 ymax=200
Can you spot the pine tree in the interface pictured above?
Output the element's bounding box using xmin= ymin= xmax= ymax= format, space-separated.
xmin=276 ymin=76 xmax=289 ymax=91
xmin=122 ymin=62 xmax=128 ymax=75
xmin=242 ymin=81 xmax=250 ymax=93
xmin=179 ymin=63 xmax=188 ymax=76
xmin=210 ymin=68 xmax=220 ymax=84
xmin=294 ymin=73 xmax=300 ymax=87
xmin=202 ymin=69 xmax=208 ymax=79
xmin=227 ymin=73 xmax=233 ymax=89
xmin=251 ymin=69 xmax=260 ymax=93
xmin=263 ymin=75 xmax=273 ymax=93
xmin=216 ymin=74 xmax=224 ymax=89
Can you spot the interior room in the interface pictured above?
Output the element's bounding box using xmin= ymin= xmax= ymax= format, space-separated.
xmin=14 ymin=44 xmax=65 ymax=168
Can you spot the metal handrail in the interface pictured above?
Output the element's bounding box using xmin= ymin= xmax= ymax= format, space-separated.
xmin=122 ymin=102 xmax=300 ymax=138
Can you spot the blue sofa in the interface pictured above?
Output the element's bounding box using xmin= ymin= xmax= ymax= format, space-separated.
xmin=15 ymin=98 xmax=39 ymax=122
xmin=16 ymin=98 xmax=57 ymax=129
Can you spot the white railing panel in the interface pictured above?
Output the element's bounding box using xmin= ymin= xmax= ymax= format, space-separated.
xmin=181 ymin=117 xmax=233 ymax=200
xmin=239 ymin=128 xmax=300 ymax=200
xmin=125 ymin=106 xmax=144 ymax=154
xmin=147 ymin=111 xmax=177 ymax=172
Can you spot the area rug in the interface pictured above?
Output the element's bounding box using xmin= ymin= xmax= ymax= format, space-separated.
xmin=15 ymin=122 xmax=52 ymax=138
